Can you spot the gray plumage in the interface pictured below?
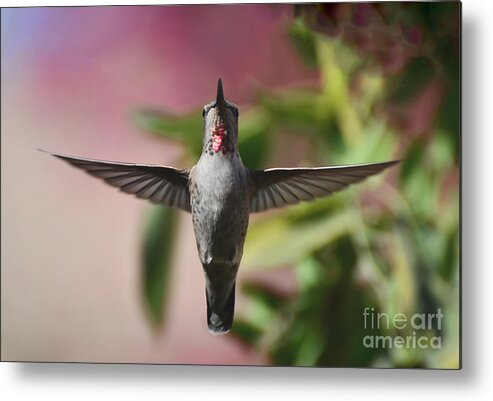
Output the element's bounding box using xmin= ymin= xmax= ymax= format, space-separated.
xmin=46 ymin=79 xmax=398 ymax=335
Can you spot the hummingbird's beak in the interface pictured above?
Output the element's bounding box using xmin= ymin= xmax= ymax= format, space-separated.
xmin=216 ymin=78 xmax=226 ymax=107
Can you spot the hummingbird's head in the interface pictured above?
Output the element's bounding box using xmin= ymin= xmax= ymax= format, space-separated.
xmin=201 ymin=79 xmax=239 ymax=156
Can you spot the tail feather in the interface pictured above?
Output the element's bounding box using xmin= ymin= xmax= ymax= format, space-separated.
xmin=202 ymin=263 xmax=238 ymax=335
xmin=206 ymin=283 xmax=236 ymax=335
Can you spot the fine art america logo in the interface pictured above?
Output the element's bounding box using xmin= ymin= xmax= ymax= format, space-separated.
xmin=362 ymin=307 xmax=443 ymax=350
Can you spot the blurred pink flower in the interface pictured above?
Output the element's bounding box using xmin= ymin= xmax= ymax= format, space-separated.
xmin=5 ymin=5 xmax=315 ymax=115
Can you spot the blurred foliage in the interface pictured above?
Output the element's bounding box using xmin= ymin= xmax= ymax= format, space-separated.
xmin=133 ymin=2 xmax=460 ymax=368
xmin=140 ymin=206 xmax=177 ymax=327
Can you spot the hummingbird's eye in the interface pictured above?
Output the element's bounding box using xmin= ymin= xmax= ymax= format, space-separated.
xmin=231 ymin=107 xmax=239 ymax=118
xmin=202 ymin=108 xmax=207 ymax=117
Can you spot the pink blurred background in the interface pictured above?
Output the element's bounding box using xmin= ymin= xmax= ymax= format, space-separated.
xmin=1 ymin=5 xmax=314 ymax=363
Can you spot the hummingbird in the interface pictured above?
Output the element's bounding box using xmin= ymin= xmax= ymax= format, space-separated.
xmin=47 ymin=79 xmax=398 ymax=335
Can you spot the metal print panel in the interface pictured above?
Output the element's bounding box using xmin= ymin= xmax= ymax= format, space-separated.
xmin=1 ymin=2 xmax=461 ymax=368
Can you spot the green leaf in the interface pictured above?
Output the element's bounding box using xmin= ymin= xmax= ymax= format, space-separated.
xmin=240 ymin=283 xmax=285 ymax=330
xmin=317 ymin=40 xmax=363 ymax=147
xmin=141 ymin=206 xmax=178 ymax=327
xmin=237 ymin=109 xmax=271 ymax=169
xmin=289 ymin=18 xmax=318 ymax=68
xmin=258 ymin=90 xmax=320 ymax=130
xmin=229 ymin=319 xmax=263 ymax=346
xmin=244 ymin=210 xmax=358 ymax=270
xmin=400 ymin=138 xmax=425 ymax=184
xmin=242 ymin=282 xmax=287 ymax=311
xmin=132 ymin=109 xmax=203 ymax=158
xmin=430 ymin=131 xmax=456 ymax=171
xmin=387 ymin=57 xmax=435 ymax=104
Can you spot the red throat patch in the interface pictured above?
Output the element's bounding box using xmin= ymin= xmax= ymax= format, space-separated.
xmin=212 ymin=125 xmax=226 ymax=152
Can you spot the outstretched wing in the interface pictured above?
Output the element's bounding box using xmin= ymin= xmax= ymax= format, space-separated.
xmin=49 ymin=152 xmax=191 ymax=212
xmin=250 ymin=161 xmax=398 ymax=213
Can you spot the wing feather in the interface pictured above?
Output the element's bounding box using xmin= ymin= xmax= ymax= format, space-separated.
xmin=49 ymin=152 xmax=191 ymax=212
xmin=250 ymin=161 xmax=398 ymax=213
